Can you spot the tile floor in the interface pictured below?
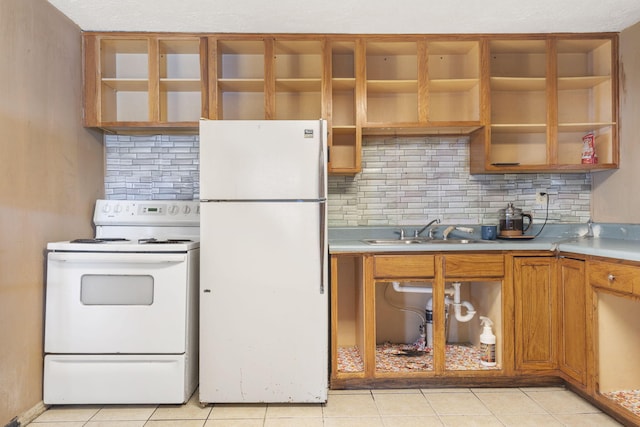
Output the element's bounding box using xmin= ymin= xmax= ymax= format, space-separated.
xmin=28 ymin=387 xmax=624 ymax=427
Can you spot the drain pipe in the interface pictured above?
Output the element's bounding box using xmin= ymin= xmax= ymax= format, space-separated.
xmin=451 ymin=282 xmax=476 ymax=322
xmin=392 ymin=282 xmax=435 ymax=294
xmin=393 ymin=281 xmax=476 ymax=348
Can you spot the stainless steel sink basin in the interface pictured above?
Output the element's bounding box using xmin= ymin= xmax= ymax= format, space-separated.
xmin=362 ymin=238 xmax=494 ymax=245
xmin=428 ymin=239 xmax=490 ymax=244
xmin=362 ymin=238 xmax=429 ymax=245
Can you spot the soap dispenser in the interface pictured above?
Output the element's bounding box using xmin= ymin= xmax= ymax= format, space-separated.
xmin=479 ymin=316 xmax=496 ymax=367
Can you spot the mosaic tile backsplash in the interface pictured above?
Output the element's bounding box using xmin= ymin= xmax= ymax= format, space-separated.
xmin=104 ymin=134 xmax=592 ymax=226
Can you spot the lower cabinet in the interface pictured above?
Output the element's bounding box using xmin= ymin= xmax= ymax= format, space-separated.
xmin=331 ymin=252 xmax=506 ymax=386
xmin=513 ymin=256 xmax=557 ymax=372
xmin=589 ymin=258 xmax=640 ymax=425
xmin=331 ymin=249 xmax=639 ymax=425
xmin=557 ymin=256 xmax=588 ymax=387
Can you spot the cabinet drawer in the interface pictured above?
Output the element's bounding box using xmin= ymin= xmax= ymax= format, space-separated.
xmin=589 ymin=260 xmax=640 ymax=295
xmin=373 ymin=255 xmax=435 ymax=279
xmin=444 ymin=254 xmax=504 ymax=278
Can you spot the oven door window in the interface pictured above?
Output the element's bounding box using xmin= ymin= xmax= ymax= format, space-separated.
xmin=81 ymin=275 xmax=154 ymax=305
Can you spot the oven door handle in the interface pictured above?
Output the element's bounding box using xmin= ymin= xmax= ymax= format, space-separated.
xmin=48 ymin=252 xmax=186 ymax=264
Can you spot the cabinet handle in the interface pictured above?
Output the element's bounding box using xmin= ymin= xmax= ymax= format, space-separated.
xmin=607 ymin=273 xmax=615 ymax=282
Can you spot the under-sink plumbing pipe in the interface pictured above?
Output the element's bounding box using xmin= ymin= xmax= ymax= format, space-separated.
xmin=392 ymin=281 xmax=476 ymax=348
xmin=392 ymin=282 xmax=442 ymax=294
xmin=451 ymin=282 xmax=476 ymax=322
xmin=391 ymin=282 xmax=475 ymax=322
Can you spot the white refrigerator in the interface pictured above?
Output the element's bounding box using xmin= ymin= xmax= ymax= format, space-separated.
xmin=198 ymin=119 xmax=328 ymax=403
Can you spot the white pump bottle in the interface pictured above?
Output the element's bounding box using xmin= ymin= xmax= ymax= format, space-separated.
xmin=479 ymin=316 xmax=496 ymax=367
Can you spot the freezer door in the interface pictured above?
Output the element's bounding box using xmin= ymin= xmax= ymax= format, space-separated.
xmin=199 ymin=120 xmax=327 ymax=200
xmin=199 ymin=201 xmax=328 ymax=403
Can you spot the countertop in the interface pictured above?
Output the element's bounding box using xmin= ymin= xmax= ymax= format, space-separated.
xmin=329 ymin=223 xmax=640 ymax=262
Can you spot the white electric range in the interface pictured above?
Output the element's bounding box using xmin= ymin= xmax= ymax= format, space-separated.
xmin=44 ymin=199 xmax=200 ymax=405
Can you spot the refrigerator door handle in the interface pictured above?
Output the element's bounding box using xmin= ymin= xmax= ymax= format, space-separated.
xmin=318 ymin=119 xmax=326 ymax=199
xmin=319 ymin=201 xmax=326 ymax=295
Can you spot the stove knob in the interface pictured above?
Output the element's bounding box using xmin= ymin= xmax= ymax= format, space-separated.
xmin=169 ymin=205 xmax=180 ymax=215
xmin=183 ymin=205 xmax=191 ymax=214
xmin=102 ymin=203 xmax=111 ymax=213
xmin=114 ymin=204 xmax=123 ymax=213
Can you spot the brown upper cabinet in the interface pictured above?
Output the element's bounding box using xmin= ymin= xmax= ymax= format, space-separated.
xmin=83 ymin=33 xmax=207 ymax=131
xmin=362 ymin=39 xmax=482 ymax=134
xmin=82 ymin=32 xmax=618 ymax=174
xmin=470 ymin=35 xmax=618 ymax=173
xmin=209 ymin=37 xmax=326 ymax=121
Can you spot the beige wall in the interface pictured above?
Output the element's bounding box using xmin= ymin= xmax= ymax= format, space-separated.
xmin=592 ymin=21 xmax=640 ymax=223
xmin=0 ymin=0 xmax=104 ymax=423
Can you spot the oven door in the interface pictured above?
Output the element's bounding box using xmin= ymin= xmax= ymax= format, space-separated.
xmin=45 ymin=251 xmax=190 ymax=354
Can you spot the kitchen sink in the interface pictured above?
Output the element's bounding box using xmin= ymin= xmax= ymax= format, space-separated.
xmin=362 ymin=238 xmax=495 ymax=245
xmin=362 ymin=238 xmax=429 ymax=245
xmin=429 ymin=239 xmax=494 ymax=244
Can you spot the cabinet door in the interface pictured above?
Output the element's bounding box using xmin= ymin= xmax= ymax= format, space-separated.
xmin=558 ymin=257 xmax=587 ymax=385
xmin=513 ymin=257 xmax=557 ymax=371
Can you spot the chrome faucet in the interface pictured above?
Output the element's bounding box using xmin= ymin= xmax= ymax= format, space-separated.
xmin=443 ymin=225 xmax=474 ymax=240
xmin=585 ymin=218 xmax=594 ymax=238
xmin=414 ymin=218 xmax=440 ymax=238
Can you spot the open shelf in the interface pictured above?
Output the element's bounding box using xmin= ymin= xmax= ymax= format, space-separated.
xmin=490 ymin=77 xmax=546 ymax=91
xmin=556 ymin=37 xmax=615 ymax=166
xmin=365 ymin=41 xmax=418 ymax=124
xmin=488 ymin=131 xmax=548 ymax=165
xmin=430 ymin=79 xmax=479 ymax=92
xmin=597 ymin=292 xmax=640 ymax=420
xmin=274 ymin=39 xmax=323 ymax=120
xmin=99 ymin=38 xmax=150 ymax=123
xmin=333 ymin=255 xmax=365 ymax=377
xmin=427 ymin=40 xmax=480 ymax=122
xmin=157 ymin=39 xmax=203 ymax=123
xmin=275 ymin=78 xmax=322 ymax=92
xmin=216 ymin=39 xmax=266 ymax=120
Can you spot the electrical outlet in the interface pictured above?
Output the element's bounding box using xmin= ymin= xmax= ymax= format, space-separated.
xmin=536 ymin=191 xmax=548 ymax=205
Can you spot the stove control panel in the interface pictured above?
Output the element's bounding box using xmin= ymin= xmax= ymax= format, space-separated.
xmin=94 ymin=200 xmax=200 ymax=226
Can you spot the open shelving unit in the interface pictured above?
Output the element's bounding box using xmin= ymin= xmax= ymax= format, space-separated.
xmin=329 ymin=40 xmax=360 ymax=174
xmin=556 ymin=38 xmax=616 ymax=165
xmin=470 ymin=35 xmax=618 ymax=173
xmin=214 ymin=39 xmax=266 ymax=120
xmin=488 ymin=39 xmax=549 ymax=166
xmin=427 ymin=40 xmax=481 ymax=123
xmin=85 ymin=35 xmax=206 ymax=130
xmin=98 ymin=38 xmax=150 ymax=124
xmin=273 ymin=39 xmax=324 ymax=120
xmin=158 ymin=39 xmax=203 ymax=123
xmin=365 ymin=41 xmax=419 ymax=125
xmin=84 ymin=32 xmax=618 ymax=175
